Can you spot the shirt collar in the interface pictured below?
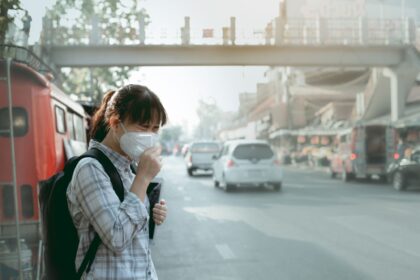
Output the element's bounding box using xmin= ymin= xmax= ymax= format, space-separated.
xmin=88 ymin=139 xmax=132 ymax=171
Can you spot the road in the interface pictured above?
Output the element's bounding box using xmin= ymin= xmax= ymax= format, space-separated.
xmin=151 ymin=156 xmax=420 ymax=280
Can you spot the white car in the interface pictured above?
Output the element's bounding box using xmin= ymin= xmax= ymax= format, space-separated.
xmin=212 ymin=140 xmax=283 ymax=192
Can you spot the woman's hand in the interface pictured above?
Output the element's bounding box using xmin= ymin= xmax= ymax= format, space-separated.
xmin=131 ymin=146 xmax=162 ymax=202
xmin=153 ymin=199 xmax=167 ymax=226
xmin=136 ymin=146 xmax=162 ymax=183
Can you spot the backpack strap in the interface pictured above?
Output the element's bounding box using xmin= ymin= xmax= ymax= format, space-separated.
xmin=74 ymin=147 xmax=125 ymax=279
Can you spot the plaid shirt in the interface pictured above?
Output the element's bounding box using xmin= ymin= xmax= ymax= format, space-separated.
xmin=67 ymin=140 xmax=158 ymax=280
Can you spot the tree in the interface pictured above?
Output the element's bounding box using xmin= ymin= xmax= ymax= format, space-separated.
xmin=194 ymin=98 xmax=223 ymax=140
xmin=0 ymin=0 xmax=22 ymax=44
xmin=44 ymin=0 xmax=150 ymax=103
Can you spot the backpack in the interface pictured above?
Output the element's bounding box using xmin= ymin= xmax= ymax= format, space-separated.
xmin=38 ymin=148 xmax=125 ymax=280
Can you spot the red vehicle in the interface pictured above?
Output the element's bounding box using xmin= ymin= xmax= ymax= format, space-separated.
xmin=330 ymin=124 xmax=397 ymax=182
xmin=0 ymin=54 xmax=88 ymax=273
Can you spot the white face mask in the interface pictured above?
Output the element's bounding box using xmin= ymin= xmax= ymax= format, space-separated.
xmin=119 ymin=123 xmax=159 ymax=162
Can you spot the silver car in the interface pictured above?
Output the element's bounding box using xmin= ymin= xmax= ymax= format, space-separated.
xmin=185 ymin=141 xmax=221 ymax=176
xmin=212 ymin=140 xmax=283 ymax=192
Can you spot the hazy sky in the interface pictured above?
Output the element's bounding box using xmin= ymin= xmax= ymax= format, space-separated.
xmin=19 ymin=0 xmax=420 ymax=128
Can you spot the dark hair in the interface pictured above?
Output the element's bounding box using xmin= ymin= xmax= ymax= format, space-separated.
xmin=90 ymin=84 xmax=167 ymax=141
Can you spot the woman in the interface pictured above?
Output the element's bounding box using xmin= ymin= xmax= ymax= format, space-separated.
xmin=67 ymin=84 xmax=168 ymax=279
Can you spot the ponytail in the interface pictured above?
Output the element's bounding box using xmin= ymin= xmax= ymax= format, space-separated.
xmin=90 ymin=90 xmax=116 ymax=141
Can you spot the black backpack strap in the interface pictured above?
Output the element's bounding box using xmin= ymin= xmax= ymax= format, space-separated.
xmin=75 ymin=147 xmax=125 ymax=279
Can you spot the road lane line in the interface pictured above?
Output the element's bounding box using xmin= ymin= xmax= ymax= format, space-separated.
xmin=215 ymin=244 xmax=235 ymax=260
xmin=195 ymin=215 xmax=207 ymax=222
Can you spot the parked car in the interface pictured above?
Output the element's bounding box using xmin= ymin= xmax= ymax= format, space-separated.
xmin=212 ymin=140 xmax=283 ymax=192
xmin=185 ymin=141 xmax=221 ymax=176
xmin=387 ymin=147 xmax=420 ymax=191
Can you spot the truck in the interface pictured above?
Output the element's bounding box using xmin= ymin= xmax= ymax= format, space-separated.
xmin=330 ymin=124 xmax=397 ymax=182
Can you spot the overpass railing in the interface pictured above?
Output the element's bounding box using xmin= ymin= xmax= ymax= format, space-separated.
xmin=43 ymin=17 xmax=418 ymax=47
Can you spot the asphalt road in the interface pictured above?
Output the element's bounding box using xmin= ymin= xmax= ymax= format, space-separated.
xmin=151 ymin=156 xmax=420 ymax=280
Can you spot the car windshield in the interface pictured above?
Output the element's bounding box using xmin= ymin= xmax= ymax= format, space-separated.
xmin=190 ymin=143 xmax=219 ymax=153
xmin=233 ymin=144 xmax=274 ymax=160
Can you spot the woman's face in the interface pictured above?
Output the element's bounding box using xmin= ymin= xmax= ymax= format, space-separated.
xmin=109 ymin=115 xmax=161 ymax=147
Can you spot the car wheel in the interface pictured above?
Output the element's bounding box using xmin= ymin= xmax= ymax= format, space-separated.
xmin=187 ymin=168 xmax=194 ymax=177
xmin=213 ymin=176 xmax=220 ymax=187
xmin=225 ymin=184 xmax=235 ymax=192
xmin=342 ymin=170 xmax=354 ymax=182
xmin=273 ymin=183 xmax=282 ymax=191
xmin=393 ymin=171 xmax=406 ymax=191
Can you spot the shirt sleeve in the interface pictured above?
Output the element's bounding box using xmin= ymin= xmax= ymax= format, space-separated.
xmin=71 ymin=158 xmax=149 ymax=254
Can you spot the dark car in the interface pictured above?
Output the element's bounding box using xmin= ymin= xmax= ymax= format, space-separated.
xmin=387 ymin=148 xmax=420 ymax=191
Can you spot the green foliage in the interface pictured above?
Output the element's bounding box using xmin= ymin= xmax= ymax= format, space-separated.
xmin=0 ymin=0 xmax=22 ymax=44
xmin=195 ymin=99 xmax=223 ymax=139
xmin=44 ymin=0 xmax=151 ymax=103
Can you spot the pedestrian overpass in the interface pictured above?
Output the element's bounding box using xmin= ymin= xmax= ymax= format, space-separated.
xmin=38 ymin=17 xmax=420 ymax=123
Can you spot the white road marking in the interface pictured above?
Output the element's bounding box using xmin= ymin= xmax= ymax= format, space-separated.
xmin=215 ymin=244 xmax=235 ymax=260
xmin=177 ymin=187 xmax=184 ymax=191
xmin=195 ymin=215 xmax=207 ymax=222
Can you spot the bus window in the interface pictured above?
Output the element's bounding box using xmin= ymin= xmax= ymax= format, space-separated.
xmin=73 ymin=114 xmax=86 ymax=142
xmin=54 ymin=106 xmax=66 ymax=134
xmin=66 ymin=111 xmax=75 ymax=140
xmin=0 ymin=107 xmax=28 ymax=137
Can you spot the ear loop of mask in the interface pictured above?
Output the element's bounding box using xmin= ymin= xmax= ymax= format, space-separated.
xmin=120 ymin=122 xmax=128 ymax=133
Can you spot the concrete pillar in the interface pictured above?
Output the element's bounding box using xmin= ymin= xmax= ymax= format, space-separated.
xmin=383 ymin=68 xmax=404 ymax=122
xmin=138 ymin=15 xmax=146 ymax=45
xmin=316 ymin=17 xmax=328 ymax=44
xmin=230 ymin=17 xmax=236 ymax=45
xmin=358 ymin=17 xmax=367 ymax=45
xmin=404 ymin=18 xmax=415 ymax=45
xmin=274 ymin=17 xmax=285 ymax=45
xmin=181 ymin=17 xmax=190 ymax=45
xmin=89 ymin=14 xmax=101 ymax=45
xmin=222 ymin=27 xmax=229 ymax=45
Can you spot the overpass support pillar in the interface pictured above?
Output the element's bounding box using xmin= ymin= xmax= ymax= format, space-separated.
xmin=383 ymin=48 xmax=420 ymax=122
xmin=383 ymin=68 xmax=405 ymax=122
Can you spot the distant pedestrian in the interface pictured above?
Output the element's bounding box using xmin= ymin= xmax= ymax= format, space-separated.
xmin=67 ymin=84 xmax=168 ymax=279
